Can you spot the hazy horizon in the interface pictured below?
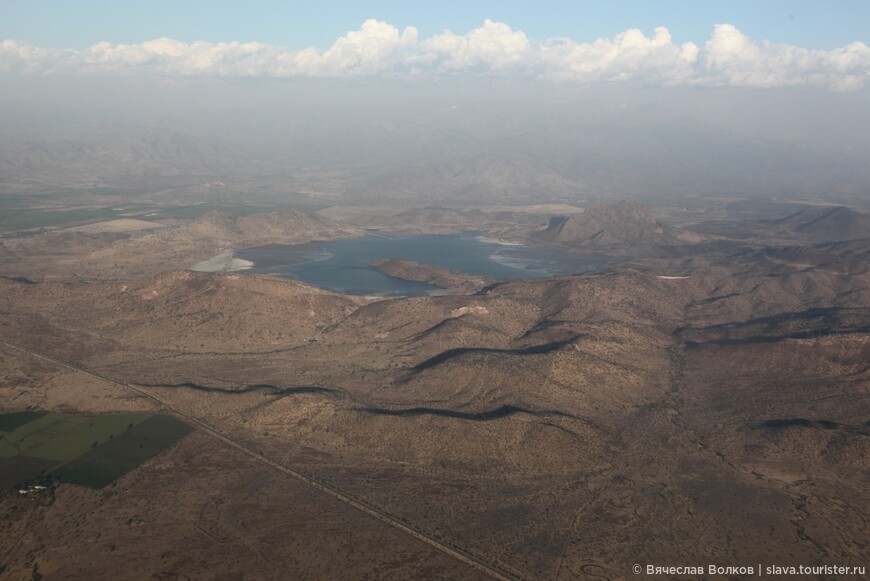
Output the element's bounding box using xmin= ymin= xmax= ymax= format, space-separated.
xmin=2 ymin=8 xmax=868 ymax=206
xmin=2 ymin=76 xmax=868 ymax=205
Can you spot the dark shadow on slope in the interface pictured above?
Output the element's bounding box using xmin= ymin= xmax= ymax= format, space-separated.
xmin=474 ymin=281 xmax=507 ymax=295
xmin=761 ymin=418 xmax=839 ymax=430
xmin=0 ymin=275 xmax=38 ymax=284
xmin=679 ymin=307 xmax=870 ymax=346
xmin=684 ymin=324 xmax=870 ymax=347
xmin=357 ymin=404 xmax=579 ymax=421
xmin=758 ymin=419 xmax=869 ymax=436
xmin=136 ymin=382 xmax=340 ymax=397
xmin=517 ymin=320 xmax=580 ymax=341
xmin=409 ymin=317 xmax=464 ymax=342
xmin=412 ymin=335 xmax=580 ymax=371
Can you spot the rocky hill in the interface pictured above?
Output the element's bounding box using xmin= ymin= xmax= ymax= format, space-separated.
xmin=532 ymin=199 xmax=677 ymax=253
xmin=185 ymin=208 xmax=359 ymax=245
xmin=768 ymin=206 xmax=870 ymax=243
xmin=369 ymin=258 xmax=493 ymax=292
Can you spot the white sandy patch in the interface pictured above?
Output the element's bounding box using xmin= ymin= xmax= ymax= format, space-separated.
xmin=64 ymin=219 xmax=167 ymax=234
xmin=448 ymin=306 xmax=489 ymax=318
xmin=476 ymin=236 xmax=524 ymax=246
xmin=656 ymin=275 xmax=689 ymax=280
xmin=190 ymin=250 xmax=253 ymax=272
xmin=226 ymin=258 xmax=254 ymax=271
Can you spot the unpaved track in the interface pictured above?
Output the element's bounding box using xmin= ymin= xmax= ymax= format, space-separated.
xmin=0 ymin=340 xmax=522 ymax=581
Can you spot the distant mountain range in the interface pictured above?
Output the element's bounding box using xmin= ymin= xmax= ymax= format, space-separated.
xmin=3 ymin=83 xmax=869 ymax=205
xmin=768 ymin=206 xmax=870 ymax=243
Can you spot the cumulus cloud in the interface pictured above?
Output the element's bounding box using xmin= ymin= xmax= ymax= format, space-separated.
xmin=421 ymin=19 xmax=532 ymax=70
xmin=1 ymin=20 xmax=868 ymax=89
xmin=537 ymin=27 xmax=699 ymax=83
xmin=0 ymin=39 xmax=73 ymax=73
xmin=56 ymin=19 xmax=418 ymax=77
xmin=314 ymin=19 xmax=418 ymax=75
xmin=701 ymin=23 xmax=870 ymax=90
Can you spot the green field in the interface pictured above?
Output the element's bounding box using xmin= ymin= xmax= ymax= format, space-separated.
xmin=152 ymin=203 xmax=277 ymax=219
xmin=0 ymin=412 xmax=192 ymax=490
xmin=0 ymin=194 xmax=333 ymax=231
xmin=53 ymin=415 xmax=194 ymax=487
xmin=0 ymin=207 xmax=125 ymax=230
xmin=0 ymin=411 xmax=45 ymax=432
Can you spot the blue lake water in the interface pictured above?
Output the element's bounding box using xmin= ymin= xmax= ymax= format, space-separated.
xmin=235 ymin=232 xmax=604 ymax=296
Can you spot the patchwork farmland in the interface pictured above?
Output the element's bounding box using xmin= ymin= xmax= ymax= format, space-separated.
xmin=0 ymin=412 xmax=192 ymax=490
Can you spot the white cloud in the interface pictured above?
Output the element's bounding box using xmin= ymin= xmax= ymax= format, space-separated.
xmin=1 ymin=21 xmax=868 ymax=89
xmin=701 ymin=24 xmax=870 ymax=90
xmin=316 ymin=19 xmax=418 ymax=75
xmin=421 ymin=19 xmax=531 ymax=70
xmin=0 ymin=39 xmax=70 ymax=73
xmin=536 ymin=27 xmax=699 ymax=83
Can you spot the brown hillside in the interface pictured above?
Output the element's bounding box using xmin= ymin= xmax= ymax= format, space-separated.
xmin=533 ymin=199 xmax=677 ymax=253
xmin=769 ymin=206 xmax=870 ymax=242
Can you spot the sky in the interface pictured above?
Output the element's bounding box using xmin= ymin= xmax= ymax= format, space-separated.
xmin=3 ymin=1 xmax=869 ymax=50
xmin=1 ymin=1 xmax=869 ymax=90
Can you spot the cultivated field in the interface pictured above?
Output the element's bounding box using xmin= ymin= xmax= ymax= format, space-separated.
xmin=0 ymin=412 xmax=191 ymax=489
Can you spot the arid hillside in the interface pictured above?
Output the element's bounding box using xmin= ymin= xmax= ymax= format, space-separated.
xmin=767 ymin=206 xmax=870 ymax=242
xmin=0 ymin=208 xmax=361 ymax=280
xmin=1 ymin=197 xmax=868 ymax=579
xmin=1 ymin=232 xmax=867 ymax=579
xmin=531 ymin=200 xmax=684 ymax=255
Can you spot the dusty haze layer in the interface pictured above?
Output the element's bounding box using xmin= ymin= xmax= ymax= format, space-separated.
xmin=2 ymin=76 xmax=869 ymax=205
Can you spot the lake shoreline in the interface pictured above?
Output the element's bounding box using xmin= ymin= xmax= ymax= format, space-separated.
xmin=234 ymin=232 xmax=603 ymax=295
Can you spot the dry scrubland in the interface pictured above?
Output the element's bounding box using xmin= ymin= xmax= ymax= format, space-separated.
xmin=0 ymin=208 xmax=362 ymax=280
xmin=0 ymin=202 xmax=868 ymax=579
xmin=0 ymin=429 xmax=488 ymax=580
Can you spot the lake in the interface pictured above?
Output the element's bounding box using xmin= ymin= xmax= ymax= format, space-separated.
xmin=235 ymin=232 xmax=604 ymax=296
